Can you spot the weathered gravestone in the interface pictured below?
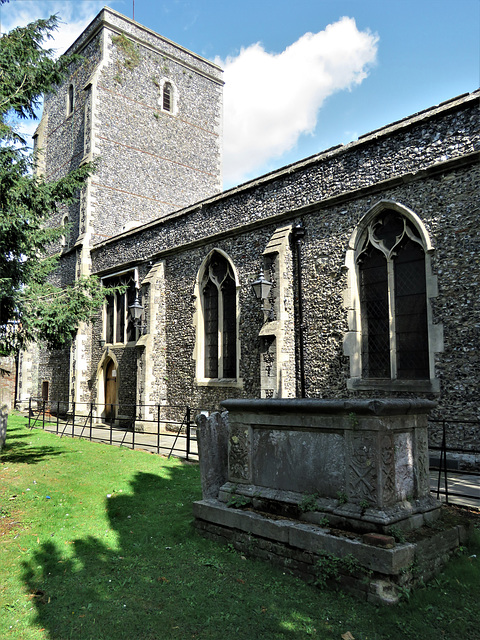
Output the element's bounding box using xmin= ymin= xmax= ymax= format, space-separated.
xmin=0 ymin=405 xmax=7 ymax=452
xmin=196 ymin=411 xmax=229 ymax=499
xmin=194 ymin=398 xmax=470 ymax=604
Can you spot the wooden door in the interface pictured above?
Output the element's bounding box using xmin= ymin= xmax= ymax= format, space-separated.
xmin=41 ymin=381 xmax=50 ymax=416
xmin=105 ymin=360 xmax=117 ymax=421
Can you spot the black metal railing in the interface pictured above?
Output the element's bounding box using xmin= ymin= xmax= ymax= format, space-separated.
xmin=16 ymin=398 xmax=214 ymax=462
xmin=13 ymin=401 xmax=480 ymax=507
xmin=429 ymin=417 xmax=480 ymax=507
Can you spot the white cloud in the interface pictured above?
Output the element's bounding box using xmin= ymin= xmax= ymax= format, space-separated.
xmin=2 ymin=1 xmax=104 ymax=57
xmin=216 ymin=17 xmax=378 ymax=185
xmin=2 ymin=2 xmax=104 ymax=145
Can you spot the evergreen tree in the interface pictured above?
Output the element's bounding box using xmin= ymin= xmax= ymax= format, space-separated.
xmin=0 ymin=16 xmax=118 ymax=355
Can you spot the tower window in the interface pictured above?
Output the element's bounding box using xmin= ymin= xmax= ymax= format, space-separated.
xmin=67 ymin=84 xmax=74 ymax=116
xmin=162 ymin=82 xmax=172 ymax=112
xmin=61 ymin=214 xmax=70 ymax=249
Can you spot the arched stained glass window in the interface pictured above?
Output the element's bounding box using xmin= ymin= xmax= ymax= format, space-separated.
xmin=357 ymin=210 xmax=429 ymax=380
xmin=201 ymin=251 xmax=237 ymax=379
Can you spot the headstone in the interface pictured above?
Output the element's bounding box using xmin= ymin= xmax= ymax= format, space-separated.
xmin=196 ymin=411 xmax=229 ymax=499
xmin=0 ymin=404 xmax=7 ymax=452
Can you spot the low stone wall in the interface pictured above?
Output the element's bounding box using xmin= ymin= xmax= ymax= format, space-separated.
xmin=193 ymin=499 xmax=469 ymax=605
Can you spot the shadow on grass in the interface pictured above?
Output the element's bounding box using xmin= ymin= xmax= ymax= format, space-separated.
xmin=1 ymin=425 xmax=66 ymax=465
xmin=2 ymin=427 xmax=34 ymax=439
xmin=22 ymin=468 xmax=209 ymax=639
xmin=22 ymin=467 xmax=327 ymax=640
xmin=19 ymin=462 xmax=480 ymax=640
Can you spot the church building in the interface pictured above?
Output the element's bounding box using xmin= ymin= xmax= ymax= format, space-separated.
xmin=18 ymin=9 xmax=480 ymax=456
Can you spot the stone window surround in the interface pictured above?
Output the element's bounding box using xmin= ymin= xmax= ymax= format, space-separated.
xmin=101 ymin=268 xmax=138 ymax=346
xmin=343 ymin=200 xmax=443 ymax=393
xmin=193 ymin=248 xmax=243 ymax=389
xmin=66 ymin=83 xmax=75 ymax=117
xmin=158 ymin=78 xmax=178 ymax=116
xmin=95 ymin=350 xmax=120 ymax=421
xmin=60 ymin=214 xmax=70 ymax=250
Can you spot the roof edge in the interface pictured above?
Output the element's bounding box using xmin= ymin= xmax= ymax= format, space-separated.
xmin=62 ymin=6 xmax=223 ymax=73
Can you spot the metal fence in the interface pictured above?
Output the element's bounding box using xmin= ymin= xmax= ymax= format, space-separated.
xmin=429 ymin=417 xmax=480 ymax=507
xmin=13 ymin=400 xmax=480 ymax=508
xmin=16 ymin=398 xmax=215 ymax=461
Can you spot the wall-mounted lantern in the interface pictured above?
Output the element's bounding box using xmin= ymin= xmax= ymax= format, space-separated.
xmin=99 ymin=338 xmax=106 ymax=349
xmin=251 ymin=270 xmax=272 ymax=302
xmin=251 ymin=270 xmax=273 ymax=322
xmin=128 ymin=288 xmax=147 ymax=335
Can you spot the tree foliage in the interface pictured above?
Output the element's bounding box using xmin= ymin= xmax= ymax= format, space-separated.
xmin=0 ymin=16 xmax=118 ymax=355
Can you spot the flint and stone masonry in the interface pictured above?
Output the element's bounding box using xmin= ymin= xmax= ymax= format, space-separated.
xmin=19 ymin=8 xmax=480 ymax=464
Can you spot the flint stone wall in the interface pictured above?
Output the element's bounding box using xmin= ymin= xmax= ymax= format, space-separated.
xmin=91 ymin=95 xmax=479 ymax=273
xmin=87 ymin=93 xmax=480 ymax=425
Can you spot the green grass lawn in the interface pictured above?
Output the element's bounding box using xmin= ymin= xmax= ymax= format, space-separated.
xmin=1 ymin=413 xmax=479 ymax=640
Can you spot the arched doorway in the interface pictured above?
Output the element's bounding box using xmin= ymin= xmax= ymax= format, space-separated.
xmin=105 ymin=360 xmax=117 ymax=421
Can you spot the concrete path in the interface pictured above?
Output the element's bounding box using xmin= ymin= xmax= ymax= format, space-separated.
xmin=30 ymin=418 xmax=198 ymax=460
xmin=430 ymin=470 xmax=480 ymax=509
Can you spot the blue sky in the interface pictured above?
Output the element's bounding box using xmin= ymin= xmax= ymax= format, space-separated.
xmin=2 ymin=0 xmax=479 ymax=188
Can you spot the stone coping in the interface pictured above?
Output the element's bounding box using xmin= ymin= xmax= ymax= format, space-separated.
xmin=220 ymin=397 xmax=437 ymax=416
xmin=193 ymin=498 xmax=470 ymax=604
xmin=218 ymin=482 xmax=441 ymax=531
xmin=193 ymin=498 xmax=466 ymax=575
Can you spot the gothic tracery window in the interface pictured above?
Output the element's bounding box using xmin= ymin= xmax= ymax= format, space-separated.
xmin=103 ymin=273 xmax=136 ymax=344
xmin=357 ymin=210 xmax=429 ymax=380
xmin=200 ymin=251 xmax=237 ymax=379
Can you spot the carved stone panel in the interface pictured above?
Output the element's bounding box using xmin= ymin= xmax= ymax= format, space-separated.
xmin=380 ymin=433 xmax=396 ymax=507
xmin=260 ymin=336 xmax=277 ymax=398
xmin=414 ymin=427 xmax=430 ymax=497
xmin=228 ymin=422 xmax=252 ymax=483
xmin=347 ymin=433 xmax=378 ymax=505
xmin=394 ymin=432 xmax=415 ymax=501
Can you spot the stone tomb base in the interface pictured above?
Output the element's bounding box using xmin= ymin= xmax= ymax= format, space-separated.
xmin=193 ymin=399 xmax=470 ymax=604
xmin=193 ymin=499 xmax=469 ymax=604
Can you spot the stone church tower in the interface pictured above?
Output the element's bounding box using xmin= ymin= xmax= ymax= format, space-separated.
xmin=19 ymin=8 xmax=223 ymax=405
